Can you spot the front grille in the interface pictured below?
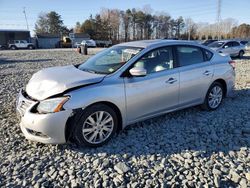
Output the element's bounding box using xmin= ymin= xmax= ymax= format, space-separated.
xmin=18 ymin=100 xmax=33 ymax=116
xmin=17 ymin=90 xmax=36 ymax=116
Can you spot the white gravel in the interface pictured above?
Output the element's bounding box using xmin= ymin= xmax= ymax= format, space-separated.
xmin=0 ymin=48 xmax=249 ymax=187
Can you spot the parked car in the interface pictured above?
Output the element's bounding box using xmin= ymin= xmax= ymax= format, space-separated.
xmin=17 ymin=40 xmax=235 ymax=147
xmin=81 ymin=39 xmax=96 ymax=48
xmin=0 ymin=44 xmax=7 ymax=50
xmin=8 ymin=40 xmax=35 ymax=50
xmin=201 ymin=39 xmax=218 ymax=46
xmin=74 ymin=42 xmax=81 ymax=48
xmin=208 ymin=40 xmax=245 ymax=58
xmin=95 ymin=40 xmax=112 ymax=47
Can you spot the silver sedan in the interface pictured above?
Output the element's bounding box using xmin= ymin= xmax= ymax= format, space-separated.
xmin=208 ymin=40 xmax=245 ymax=58
xmin=17 ymin=40 xmax=235 ymax=147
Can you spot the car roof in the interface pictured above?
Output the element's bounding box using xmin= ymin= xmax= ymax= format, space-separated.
xmin=116 ymin=39 xmax=203 ymax=48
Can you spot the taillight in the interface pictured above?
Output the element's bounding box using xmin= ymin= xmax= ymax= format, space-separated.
xmin=229 ymin=60 xmax=236 ymax=69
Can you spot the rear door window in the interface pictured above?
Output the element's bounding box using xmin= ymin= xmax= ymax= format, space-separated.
xmin=232 ymin=41 xmax=240 ymax=47
xmin=176 ymin=46 xmax=205 ymax=66
xmin=224 ymin=42 xmax=233 ymax=48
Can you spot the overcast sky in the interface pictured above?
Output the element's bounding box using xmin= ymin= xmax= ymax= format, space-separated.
xmin=0 ymin=0 xmax=249 ymax=35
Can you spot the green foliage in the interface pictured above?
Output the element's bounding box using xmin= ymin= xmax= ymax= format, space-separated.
xmin=35 ymin=11 xmax=69 ymax=35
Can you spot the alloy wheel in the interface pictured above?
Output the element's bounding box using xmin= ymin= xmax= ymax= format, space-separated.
xmin=208 ymin=86 xmax=223 ymax=109
xmin=239 ymin=51 xmax=244 ymax=58
xmin=82 ymin=111 xmax=114 ymax=144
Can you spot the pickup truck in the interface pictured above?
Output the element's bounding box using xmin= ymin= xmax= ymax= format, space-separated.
xmin=9 ymin=40 xmax=35 ymax=50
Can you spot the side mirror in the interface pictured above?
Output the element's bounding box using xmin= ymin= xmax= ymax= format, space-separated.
xmin=224 ymin=45 xmax=228 ymax=49
xmin=129 ymin=67 xmax=147 ymax=77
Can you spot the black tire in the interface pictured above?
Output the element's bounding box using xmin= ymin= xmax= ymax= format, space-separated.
xmin=73 ymin=104 xmax=118 ymax=147
xmin=201 ymin=82 xmax=224 ymax=111
xmin=28 ymin=45 xmax=34 ymax=50
xmin=0 ymin=45 xmax=6 ymax=50
xmin=10 ymin=45 xmax=17 ymax=50
xmin=238 ymin=50 xmax=244 ymax=58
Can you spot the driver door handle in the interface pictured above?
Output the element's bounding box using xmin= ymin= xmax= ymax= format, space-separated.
xmin=166 ymin=78 xmax=177 ymax=84
xmin=203 ymin=70 xmax=211 ymax=76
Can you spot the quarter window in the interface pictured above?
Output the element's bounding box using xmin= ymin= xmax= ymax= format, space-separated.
xmin=204 ymin=50 xmax=213 ymax=61
xmin=177 ymin=46 xmax=204 ymax=66
xmin=133 ymin=47 xmax=174 ymax=74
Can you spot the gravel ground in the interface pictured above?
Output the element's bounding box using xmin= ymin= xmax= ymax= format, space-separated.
xmin=0 ymin=48 xmax=249 ymax=188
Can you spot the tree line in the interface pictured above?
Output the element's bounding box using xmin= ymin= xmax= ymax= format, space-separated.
xmin=34 ymin=7 xmax=250 ymax=43
xmin=74 ymin=8 xmax=185 ymax=43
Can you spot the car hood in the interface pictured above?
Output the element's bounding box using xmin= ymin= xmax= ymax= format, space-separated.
xmin=26 ymin=65 xmax=105 ymax=100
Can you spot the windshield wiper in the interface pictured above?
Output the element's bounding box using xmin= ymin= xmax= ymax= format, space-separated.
xmin=80 ymin=68 xmax=106 ymax=74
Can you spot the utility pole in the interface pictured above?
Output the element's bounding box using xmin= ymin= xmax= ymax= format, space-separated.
xmin=216 ymin=0 xmax=222 ymax=40
xmin=186 ymin=18 xmax=191 ymax=40
xmin=23 ymin=7 xmax=29 ymax=30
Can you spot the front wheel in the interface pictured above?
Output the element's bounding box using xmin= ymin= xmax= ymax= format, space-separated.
xmin=201 ymin=82 xmax=224 ymax=111
xmin=73 ymin=104 xmax=118 ymax=147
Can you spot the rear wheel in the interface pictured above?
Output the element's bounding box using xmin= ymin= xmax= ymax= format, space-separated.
xmin=201 ymin=82 xmax=224 ymax=111
xmin=238 ymin=50 xmax=244 ymax=58
xmin=10 ymin=45 xmax=17 ymax=50
xmin=28 ymin=45 xmax=34 ymax=50
xmin=73 ymin=104 xmax=118 ymax=147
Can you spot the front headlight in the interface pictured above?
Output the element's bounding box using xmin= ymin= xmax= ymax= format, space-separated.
xmin=37 ymin=97 xmax=69 ymax=114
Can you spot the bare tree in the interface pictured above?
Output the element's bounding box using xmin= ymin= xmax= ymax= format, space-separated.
xmin=196 ymin=18 xmax=238 ymax=40
xmin=120 ymin=9 xmax=132 ymax=42
xmin=73 ymin=6 xmax=245 ymax=43
xmin=184 ymin=18 xmax=197 ymax=40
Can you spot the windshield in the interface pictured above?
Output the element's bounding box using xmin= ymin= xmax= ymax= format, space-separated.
xmin=78 ymin=46 xmax=142 ymax=74
xmin=208 ymin=41 xmax=225 ymax=48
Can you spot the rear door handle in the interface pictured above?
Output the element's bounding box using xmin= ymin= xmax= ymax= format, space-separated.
xmin=203 ymin=70 xmax=211 ymax=76
xmin=166 ymin=78 xmax=177 ymax=84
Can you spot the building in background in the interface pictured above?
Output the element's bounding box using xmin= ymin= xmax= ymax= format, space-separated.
xmin=36 ymin=34 xmax=60 ymax=49
xmin=0 ymin=29 xmax=31 ymax=48
xmin=36 ymin=33 xmax=90 ymax=48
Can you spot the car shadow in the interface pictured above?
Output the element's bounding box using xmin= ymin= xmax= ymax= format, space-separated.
xmin=232 ymin=55 xmax=250 ymax=60
xmin=0 ymin=58 xmax=53 ymax=65
xmin=64 ymin=88 xmax=250 ymax=157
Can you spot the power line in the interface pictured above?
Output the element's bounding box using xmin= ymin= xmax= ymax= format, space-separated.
xmin=0 ymin=23 xmax=33 ymax=26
